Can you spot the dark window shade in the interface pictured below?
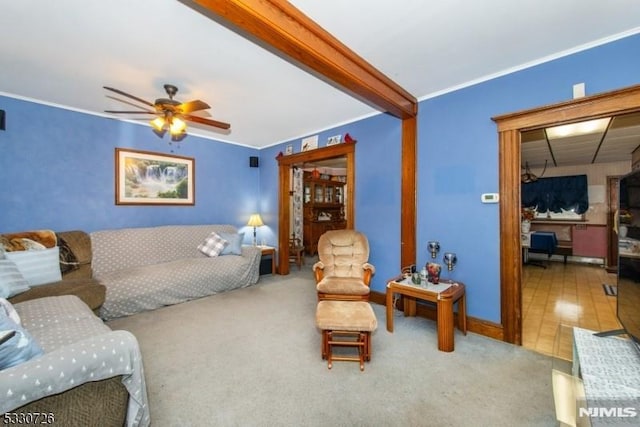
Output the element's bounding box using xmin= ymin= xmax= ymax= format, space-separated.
xmin=522 ymin=174 xmax=589 ymax=214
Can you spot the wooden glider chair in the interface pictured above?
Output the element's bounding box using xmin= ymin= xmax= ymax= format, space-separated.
xmin=313 ymin=229 xmax=375 ymax=301
xmin=289 ymin=236 xmax=305 ymax=270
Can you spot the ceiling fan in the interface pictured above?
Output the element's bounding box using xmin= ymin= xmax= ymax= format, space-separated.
xmin=521 ymin=160 xmax=548 ymax=183
xmin=104 ymin=84 xmax=230 ymax=141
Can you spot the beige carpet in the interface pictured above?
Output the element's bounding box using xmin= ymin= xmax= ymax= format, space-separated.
xmin=107 ymin=268 xmax=556 ymax=426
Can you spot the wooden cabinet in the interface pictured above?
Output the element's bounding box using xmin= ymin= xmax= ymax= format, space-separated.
xmin=303 ymin=172 xmax=346 ymax=255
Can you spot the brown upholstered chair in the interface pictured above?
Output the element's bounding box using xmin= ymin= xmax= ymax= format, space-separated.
xmin=313 ymin=229 xmax=375 ymax=301
xmin=289 ymin=236 xmax=305 ymax=270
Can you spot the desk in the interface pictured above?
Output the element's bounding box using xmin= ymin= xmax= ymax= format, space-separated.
xmin=386 ymin=277 xmax=466 ymax=352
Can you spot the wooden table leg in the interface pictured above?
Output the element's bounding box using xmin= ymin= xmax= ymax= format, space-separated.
xmin=437 ymin=298 xmax=455 ymax=352
xmin=403 ymin=296 xmax=417 ymax=317
xmin=271 ymin=251 xmax=276 ymax=275
xmin=458 ymin=295 xmax=467 ymax=335
xmin=386 ymin=287 xmax=394 ymax=332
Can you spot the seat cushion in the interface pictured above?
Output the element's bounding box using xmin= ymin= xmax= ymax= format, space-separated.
xmin=8 ymin=278 xmax=106 ymax=311
xmin=316 ymin=276 xmax=370 ymax=296
xmin=316 ymin=301 xmax=377 ymax=332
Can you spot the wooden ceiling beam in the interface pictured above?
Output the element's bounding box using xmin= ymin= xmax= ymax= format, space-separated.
xmin=189 ymin=0 xmax=417 ymax=119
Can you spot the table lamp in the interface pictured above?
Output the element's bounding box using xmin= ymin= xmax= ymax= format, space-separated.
xmin=247 ymin=214 xmax=264 ymax=246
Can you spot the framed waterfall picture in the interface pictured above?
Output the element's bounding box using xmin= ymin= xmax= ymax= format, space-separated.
xmin=115 ymin=148 xmax=195 ymax=205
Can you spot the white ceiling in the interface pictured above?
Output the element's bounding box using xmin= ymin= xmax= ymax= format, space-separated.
xmin=522 ymin=112 xmax=640 ymax=169
xmin=1 ymin=1 xmax=639 ymax=149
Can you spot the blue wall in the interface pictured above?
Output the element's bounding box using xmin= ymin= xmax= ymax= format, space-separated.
xmin=260 ymin=114 xmax=402 ymax=292
xmin=262 ymin=33 xmax=640 ymax=323
xmin=2 ymin=33 xmax=639 ymax=323
xmin=0 ymin=97 xmax=261 ymax=239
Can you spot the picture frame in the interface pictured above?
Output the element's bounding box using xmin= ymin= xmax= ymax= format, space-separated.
xmin=285 ymin=144 xmax=293 ymax=155
xmin=301 ymin=135 xmax=318 ymax=152
xmin=327 ymin=134 xmax=342 ymax=146
xmin=115 ymin=148 xmax=195 ymax=205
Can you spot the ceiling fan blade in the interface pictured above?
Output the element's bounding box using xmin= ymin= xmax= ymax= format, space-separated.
xmin=105 ymin=110 xmax=156 ymax=114
xmin=178 ymin=100 xmax=210 ymax=114
xmin=103 ymin=86 xmax=154 ymax=107
xmin=183 ymin=114 xmax=231 ymax=130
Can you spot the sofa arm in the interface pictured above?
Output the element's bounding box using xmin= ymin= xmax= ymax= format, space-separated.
xmin=241 ymin=245 xmax=262 ymax=259
xmin=0 ymin=330 xmax=149 ymax=426
xmin=8 ymin=376 xmax=128 ymax=427
xmin=9 ymin=279 xmax=106 ymax=311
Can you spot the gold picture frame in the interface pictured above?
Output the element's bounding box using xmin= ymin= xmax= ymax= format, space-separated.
xmin=115 ymin=148 xmax=195 ymax=205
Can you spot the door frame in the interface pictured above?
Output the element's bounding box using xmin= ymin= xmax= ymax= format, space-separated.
xmin=276 ymin=143 xmax=356 ymax=275
xmin=492 ymin=83 xmax=640 ymax=344
xmin=606 ymin=176 xmax=621 ymax=273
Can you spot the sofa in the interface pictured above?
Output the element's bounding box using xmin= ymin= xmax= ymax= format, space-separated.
xmin=0 ymin=295 xmax=149 ymax=426
xmin=1 ymin=224 xmax=261 ymax=425
xmin=91 ymin=224 xmax=262 ymax=320
xmin=4 ymin=230 xmax=106 ymax=311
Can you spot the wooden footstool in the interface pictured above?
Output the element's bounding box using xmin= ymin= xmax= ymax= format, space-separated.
xmin=315 ymin=300 xmax=377 ymax=371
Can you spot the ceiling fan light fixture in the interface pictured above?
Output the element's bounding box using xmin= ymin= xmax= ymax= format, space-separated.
xmin=171 ymin=131 xmax=187 ymax=142
xmin=169 ymin=117 xmax=187 ymax=135
xmin=104 ymin=84 xmax=230 ymax=142
xmin=150 ymin=117 xmax=166 ymax=132
xmin=546 ymin=117 xmax=610 ymax=139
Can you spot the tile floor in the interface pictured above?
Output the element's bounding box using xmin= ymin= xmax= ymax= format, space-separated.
xmin=522 ymin=260 xmax=620 ymax=359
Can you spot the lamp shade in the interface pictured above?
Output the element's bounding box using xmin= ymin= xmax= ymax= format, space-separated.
xmin=247 ymin=214 xmax=264 ymax=227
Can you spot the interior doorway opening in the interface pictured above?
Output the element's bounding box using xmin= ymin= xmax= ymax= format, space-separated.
xmin=493 ymin=84 xmax=640 ymax=345
xmin=276 ymin=143 xmax=356 ymax=275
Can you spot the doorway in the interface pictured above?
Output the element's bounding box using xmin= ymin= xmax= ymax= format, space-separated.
xmin=276 ymin=143 xmax=356 ymax=275
xmin=493 ymin=84 xmax=640 ymax=345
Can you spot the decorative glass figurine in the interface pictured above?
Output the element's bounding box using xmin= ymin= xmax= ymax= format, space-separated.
xmin=426 ymin=262 xmax=441 ymax=284
xmin=427 ymin=241 xmax=440 ymax=258
xmin=443 ymin=252 xmax=457 ymax=271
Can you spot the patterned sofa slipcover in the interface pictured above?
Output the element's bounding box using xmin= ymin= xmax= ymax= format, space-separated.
xmin=1 ymin=295 xmax=149 ymax=427
xmin=91 ymin=224 xmax=261 ymax=321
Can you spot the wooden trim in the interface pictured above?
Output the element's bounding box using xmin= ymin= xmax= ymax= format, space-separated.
xmin=401 ymin=116 xmax=417 ymax=268
xmin=191 ymin=0 xmax=417 ymax=118
xmin=276 ymin=143 xmax=355 ymax=275
xmin=498 ymin=129 xmax=522 ymax=344
xmin=493 ymin=83 xmax=640 ymax=344
xmin=493 ymin=84 xmax=640 ymax=132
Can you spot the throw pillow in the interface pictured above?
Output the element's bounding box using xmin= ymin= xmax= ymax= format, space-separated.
xmin=219 ymin=232 xmax=245 ymax=255
xmin=57 ymin=236 xmax=79 ymax=274
xmin=0 ymin=298 xmax=20 ymax=325
xmin=5 ymin=247 xmax=62 ymax=286
xmin=0 ymin=313 xmax=44 ymax=370
xmin=19 ymin=238 xmax=46 ymax=251
xmin=0 ymin=260 xmax=31 ymax=298
xmin=198 ymin=232 xmax=228 ymax=257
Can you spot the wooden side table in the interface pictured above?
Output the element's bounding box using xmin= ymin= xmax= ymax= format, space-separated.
xmin=386 ymin=276 xmax=466 ymax=352
xmin=259 ymin=245 xmax=276 ymax=275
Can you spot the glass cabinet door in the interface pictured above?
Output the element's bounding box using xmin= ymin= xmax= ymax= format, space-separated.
xmin=304 ymin=183 xmax=311 ymax=203
xmin=314 ymin=185 xmax=324 ymax=203
xmin=325 ymin=187 xmax=333 ymax=203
